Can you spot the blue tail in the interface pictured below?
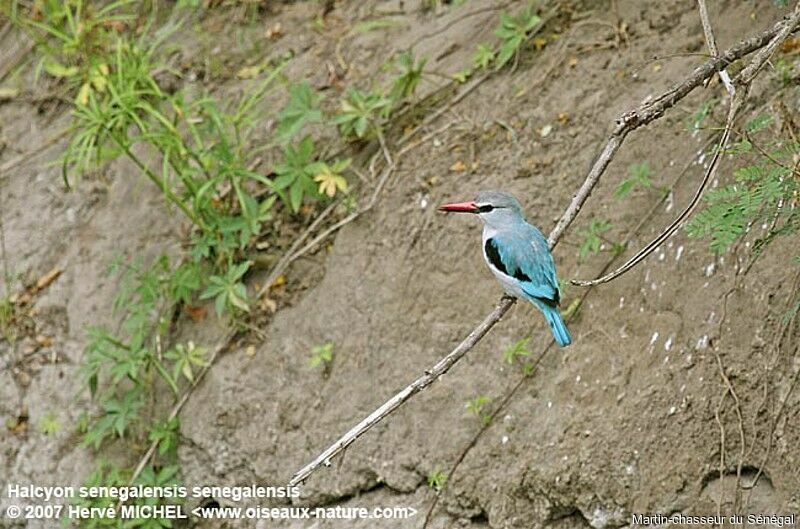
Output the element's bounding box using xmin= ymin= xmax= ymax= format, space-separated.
xmin=536 ymin=302 xmax=572 ymax=347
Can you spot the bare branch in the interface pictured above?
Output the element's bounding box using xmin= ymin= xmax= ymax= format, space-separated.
xmin=287 ymin=7 xmax=800 ymax=487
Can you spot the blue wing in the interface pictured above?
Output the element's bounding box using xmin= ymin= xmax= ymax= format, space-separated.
xmin=485 ymin=226 xmax=560 ymax=306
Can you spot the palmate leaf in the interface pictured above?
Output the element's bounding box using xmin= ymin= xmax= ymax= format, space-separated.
xmin=275 ymin=82 xmax=323 ymax=143
xmin=494 ymin=6 xmax=541 ymax=68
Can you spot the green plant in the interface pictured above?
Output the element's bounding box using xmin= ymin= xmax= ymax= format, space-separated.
xmin=427 ymin=469 xmax=448 ymax=492
xmin=165 ymin=341 xmax=208 ymax=383
xmin=494 ymin=5 xmax=541 ymax=68
xmin=616 ymin=162 xmax=653 ymax=199
xmin=39 ymin=413 xmax=60 ymax=436
xmin=7 ymin=0 xmax=135 ymax=98
xmin=687 ymin=112 xmax=798 ymax=255
xmin=473 ymin=43 xmax=495 ymax=69
xmin=466 ymin=395 xmax=493 ymax=425
xmin=148 ymin=417 xmax=180 ymax=456
xmin=503 ymin=337 xmax=531 ymax=364
xmin=390 ymin=51 xmax=427 ymax=101
xmin=773 ymin=58 xmax=794 ymax=86
xmin=63 ymin=33 xmax=286 ymax=270
xmin=200 ymin=261 xmax=252 ymax=317
xmin=578 ymin=220 xmax=622 ymax=261
xmin=332 ymin=87 xmax=393 ymax=139
xmin=502 ymin=337 xmax=536 ymax=376
xmin=0 ymin=297 xmax=16 ymax=342
xmin=310 ymin=342 xmax=334 ymax=368
xmin=275 ymin=81 xmax=323 ymax=143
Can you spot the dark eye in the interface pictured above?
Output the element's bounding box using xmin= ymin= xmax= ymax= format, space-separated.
xmin=476 ymin=204 xmax=494 ymax=213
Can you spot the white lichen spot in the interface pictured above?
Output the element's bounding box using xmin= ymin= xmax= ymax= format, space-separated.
xmin=668 ymin=405 xmax=677 ymax=416
xmin=576 ymin=375 xmax=581 ymax=383
xmin=420 ymin=196 xmax=429 ymax=209
xmin=696 ymin=335 xmax=709 ymax=350
xmin=665 ymin=190 xmax=674 ymax=213
xmin=704 ymin=263 xmax=716 ymax=277
xmin=650 ymin=332 xmax=659 ymax=345
xmin=658 ymin=251 xmax=666 ymax=261
xmin=547 ymin=401 xmax=553 ymax=409
xmin=502 ymin=435 xmax=509 ymax=444
xmin=651 ymin=282 xmax=658 ymax=291
xmin=619 ymin=296 xmax=625 ymax=309
xmin=665 ymin=336 xmax=673 ymax=351
xmin=676 ymin=245 xmax=684 ymax=262
xmin=698 ymin=152 xmax=707 ymax=165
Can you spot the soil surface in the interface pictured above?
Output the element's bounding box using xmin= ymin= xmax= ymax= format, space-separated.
xmin=1 ymin=1 xmax=799 ymax=529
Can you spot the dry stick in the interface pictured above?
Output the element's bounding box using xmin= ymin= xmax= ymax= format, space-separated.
xmin=572 ymin=3 xmax=800 ymax=288
xmin=127 ymin=330 xmax=237 ymax=487
xmin=0 ymin=128 xmax=70 ymax=175
xmin=286 ymin=10 xmax=800 ymax=488
xmin=255 ymin=199 xmax=340 ymax=298
xmin=697 ymin=0 xmax=735 ymax=95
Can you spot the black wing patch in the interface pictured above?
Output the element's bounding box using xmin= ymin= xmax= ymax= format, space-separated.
xmin=484 ymin=238 xmax=532 ymax=283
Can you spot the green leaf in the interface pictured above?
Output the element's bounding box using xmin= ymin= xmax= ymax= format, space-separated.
xmin=44 ymin=60 xmax=79 ymax=78
xmin=276 ymin=82 xmax=323 ymax=142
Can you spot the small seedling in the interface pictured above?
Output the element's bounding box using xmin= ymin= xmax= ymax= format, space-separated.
xmin=165 ymin=341 xmax=208 ymax=383
xmin=273 ymin=136 xmax=330 ymax=212
xmin=390 ymin=51 xmax=427 ymax=101
xmin=473 ymin=43 xmax=495 ymax=70
xmin=503 ymin=337 xmax=537 ymax=376
xmin=577 ymin=220 xmax=614 ymax=261
xmin=275 ymin=81 xmax=323 ymax=143
xmin=148 ymin=417 xmax=180 ymax=456
xmin=200 ymin=261 xmax=252 ymax=317
xmin=332 ymin=88 xmax=393 ymax=139
xmin=503 ymin=337 xmax=531 ymax=365
xmin=310 ymin=343 xmax=334 ymax=368
xmin=427 ymin=469 xmax=448 ymax=492
xmin=39 ymin=413 xmax=60 ymax=436
xmin=494 ymin=5 xmax=541 ymax=69
xmin=615 ymin=162 xmax=653 ymax=199
xmin=314 ymin=159 xmax=351 ymax=198
xmin=466 ymin=395 xmax=493 ymax=425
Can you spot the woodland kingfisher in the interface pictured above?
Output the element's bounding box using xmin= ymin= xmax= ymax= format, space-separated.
xmin=439 ymin=191 xmax=572 ymax=347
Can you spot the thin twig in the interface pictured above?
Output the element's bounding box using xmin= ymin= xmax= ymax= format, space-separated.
xmin=697 ymin=0 xmax=735 ymax=95
xmin=255 ymin=200 xmax=340 ymax=299
xmin=287 ymin=7 xmax=800 ymax=487
xmin=0 ymin=128 xmax=70 ymax=175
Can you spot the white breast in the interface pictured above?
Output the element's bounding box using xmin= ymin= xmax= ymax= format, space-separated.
xmin=481 ymin=226 xmax=526 ymax=299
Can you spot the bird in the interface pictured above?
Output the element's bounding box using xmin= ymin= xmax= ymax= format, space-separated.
xmin=439 ymin=190 xmax=572 ymax=347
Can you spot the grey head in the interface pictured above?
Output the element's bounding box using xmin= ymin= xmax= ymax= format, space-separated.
xmin=473 ymin=190 xmax=526 ymax=229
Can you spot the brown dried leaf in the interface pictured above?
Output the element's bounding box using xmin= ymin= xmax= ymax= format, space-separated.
xmin=35 ymin=267 xmax=62 ymax=291
xmin=185 ymin=305 xmax=207 ymax=322
xmin=450 ymin=160 xmax=468 ymax=172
